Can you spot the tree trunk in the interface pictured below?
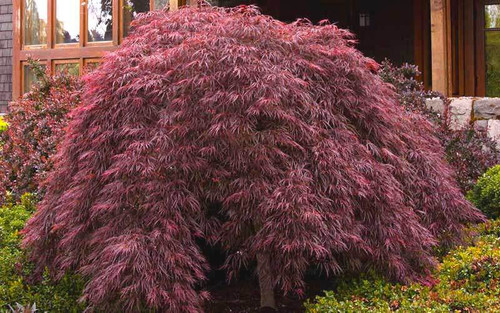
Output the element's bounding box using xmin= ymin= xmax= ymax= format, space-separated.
xmin=257 ymin=253 xmax=277 ymax=310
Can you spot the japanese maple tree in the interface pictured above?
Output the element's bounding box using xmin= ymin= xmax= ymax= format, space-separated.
xmin=23 ymin=5 xmax=484 ymax=312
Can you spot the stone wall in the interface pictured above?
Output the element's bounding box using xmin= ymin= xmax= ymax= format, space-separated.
xmin=426 ymin=97 xmax=500 ymax=148
xmin=0 ymin=0 xmax=11 ymax=114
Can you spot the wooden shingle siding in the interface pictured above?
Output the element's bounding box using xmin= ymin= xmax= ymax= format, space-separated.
xmin=0 ymin=0 xmax=11 ymax=113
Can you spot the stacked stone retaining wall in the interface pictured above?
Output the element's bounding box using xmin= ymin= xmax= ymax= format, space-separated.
xmin=426 ymin=97 xmax=500 ymax=148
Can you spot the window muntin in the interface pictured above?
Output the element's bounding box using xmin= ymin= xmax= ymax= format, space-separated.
xmin=23 ymin=0 xmax=48 ymax=46
xmin=123 ymin=0 xmax=150 ymax=38
xmin=87 ymin=0 xmax=113 ymax=42
xmin=55 ymin=0 xmax=81 ymax=44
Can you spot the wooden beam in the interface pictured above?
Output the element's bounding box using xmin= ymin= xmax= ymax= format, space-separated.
xmin=18 ymin=46 xmax=118 ymax=61
xmin=430 ymin=0 xmax=451 ymax=95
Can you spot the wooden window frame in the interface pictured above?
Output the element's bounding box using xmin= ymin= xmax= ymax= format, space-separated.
xmin=13 ymin=0 xmax=167 ymax=99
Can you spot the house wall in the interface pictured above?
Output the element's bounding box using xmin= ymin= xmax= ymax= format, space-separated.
xmin=0 ymin=0 xmax=11 ymax=113
xmin=356 ymin=0 xmax=415 ymax=65
xmin=212 ymin=0 xmax=416 ymax=65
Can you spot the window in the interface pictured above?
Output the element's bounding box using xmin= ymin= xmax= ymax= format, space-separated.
xmin=14 ymin=0 xmax=175 ymax=98
xmin=485 ymin=3 xmax=500 ymax=96
xmin=56 ymin=0 xmax=80 ymax=44
xmin=359 ymin=13 xmax=370 ymax=27
xmin=123 ymin=0 xmax=150 ymax=38
xmin=83 ymin=59 xmax=101 ymax=73
xmin=87 ymin=0 xmax=113 ymax=42
xmin=23 ymin=0 xmax=48 ymax=46
xmin=54 ymin=61 xmax=80 ymax=76
xmin=486 ymin=4 xmax=500 ymax=28
xmin=154 ymin=0 xmax=169 ymax=9
xmin=22 ymin=62 xmax=46 ymax=93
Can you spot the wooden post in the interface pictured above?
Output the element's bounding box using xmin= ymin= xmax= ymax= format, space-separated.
xmin=12 ymin=0 xmax=21 ymax=100
xmin=430 ymin=0 xmax=451 ymax=95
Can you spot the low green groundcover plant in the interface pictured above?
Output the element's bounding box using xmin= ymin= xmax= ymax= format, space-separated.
xmin=0 ymin=194 xmax=84 ymax=312
xmin=305 ymin=219 xmax=500 ymax=313
xmin=468 ymin=165 xmax=500 ymax=219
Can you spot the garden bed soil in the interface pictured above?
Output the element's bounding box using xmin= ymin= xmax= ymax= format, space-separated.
xmin=205 ymin=279 xmax=333 ymax=313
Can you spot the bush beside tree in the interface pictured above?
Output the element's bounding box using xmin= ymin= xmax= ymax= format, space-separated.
xmin=0 ymin=194 xmax=84 ymax=312
xmin=23 ymin=6 xmax=484 ymax=312
xmin=468 ymin=165 xmax=500 ymax=219
xmin=305 ymin=219 xmax=500 ymax=313
xmin=0 ymin=61 xmax=82 ymax=201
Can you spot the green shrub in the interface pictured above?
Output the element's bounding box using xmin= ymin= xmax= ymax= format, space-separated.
xmin=468 ymin=165 xmax=500 ymax=219
xmin=305 ymin=219 xmax=500 ymax=313
xmin=0 ymin=194 xmax=84 ymax=312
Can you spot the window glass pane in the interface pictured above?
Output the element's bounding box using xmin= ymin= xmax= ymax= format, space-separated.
xmin=486 ymin=31 xmax=500 ymax=97
xmin=23 ymin=0 xmax=48 ymax=46
xmin=486 ymin=5 xmax=500 ymax=29
xmin=56 ymin=0 xmax=80 ymax=44
xmin=123 ymin=0 xmax=150 ymax=37
xmin=154 ymin=0 xmax=168 ymax=9
xmin=84 ymin=61 xmax=100 ymax=73
xmin=88 ymin=0 xmax=113 ymax=42
xmin=55 ymin=63 xmax=80 ymax=76
xmin=23 ymin=63 xmax=46 ymax=93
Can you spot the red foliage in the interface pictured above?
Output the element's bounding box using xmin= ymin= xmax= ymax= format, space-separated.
xmin=0 ymin=64 xmax=82 ymax=200
xmin=23 ymin=6 xmax=484 ymax=312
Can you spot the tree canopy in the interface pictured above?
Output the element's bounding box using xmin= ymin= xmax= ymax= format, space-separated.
xmin=23 ymin=5 xmax=484 ymax=312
